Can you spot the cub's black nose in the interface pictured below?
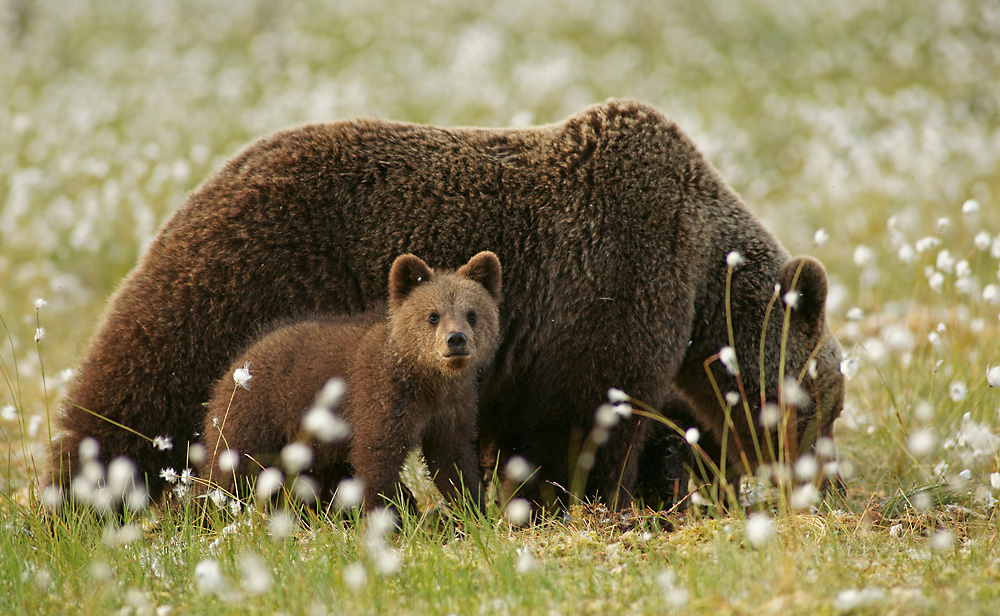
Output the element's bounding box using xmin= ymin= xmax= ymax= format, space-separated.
xmin=447 ymin=332 xmax=467 ymax=351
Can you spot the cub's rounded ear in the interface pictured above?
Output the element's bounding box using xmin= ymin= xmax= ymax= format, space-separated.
xmin=458 ymin=251 xmax=502 ymax=301
xmin=389 ymin=254 xmax=433 ymax=309
xmin=778 ymin=256 xmax=828 ymax=340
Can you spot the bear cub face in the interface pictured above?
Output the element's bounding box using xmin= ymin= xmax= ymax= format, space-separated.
xmin=388 ymin=252 xmax=502 ymax=378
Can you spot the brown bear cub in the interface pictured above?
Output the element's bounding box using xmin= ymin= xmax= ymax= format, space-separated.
xmin=200 ymin=251 xmax=502 ymax=513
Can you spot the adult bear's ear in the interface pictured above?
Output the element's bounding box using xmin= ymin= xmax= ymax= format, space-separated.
xmin=778 ymin=256 xmax=828 ymax=340
xmin=458 ymin=251 xmax=503 ymax=301
xmin=389 ymin=254 xmax=433 ymax=310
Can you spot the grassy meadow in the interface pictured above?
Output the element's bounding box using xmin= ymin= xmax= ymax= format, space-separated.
xmin=2 ymin=0 xmax=1000 ymax=613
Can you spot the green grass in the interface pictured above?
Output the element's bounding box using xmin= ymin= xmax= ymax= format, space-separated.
xmin=2 ymin=0 xmax=1000 ymax=613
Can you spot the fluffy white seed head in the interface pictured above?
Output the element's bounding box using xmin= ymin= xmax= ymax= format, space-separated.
xmin=255 ymin=467 xmax=284 ymax=501
xmin=506 ymin=498 xmax=532 ymax=525
xmin=719 ymin=346 xmax=739 ymax=375
xmin=302 ymin=406 xmax=351 ymax=443
xmin=188 ymin=443 xmax=207 ymax=466
xmin=908 ymin=429 xmax=936 ymax=458
xmin=607 ymin=387 xmax=629 ymax=403
xmin=505 ymin=456 xmax=533 ymax=483
xmin=316 ymin=377 xmax=346 ymax=409
xmin=280 ymin=442 xmax=313 ymax=474
xmin=759 ymin=403 xmax=781 ymax=429
xmin=334 ymin=477 xmax=364 ymax=510
xmin=79 ymin=437 xmax=100 ymax=461
xmin=745 ymin=513 xmax=775 ymax=548
xmin=726 ymin=251 xmax=745 ymax=268
xmin=791 ymin=483 xmax=819 ymax=511
xmin=684 ymin=427 xmax=700 ymax=445
xmin=233 ymin=361 xmax=253 ymax=390
xmin=240 ymin=554 xmax=273 ymax=596
xmin=840 ymin=357 xmax=859 ymax=380
xmin=987 ymin=365 xmax=1000 ymax=388
xmin=194 ymin=559 xmax=227 ymax=595
xmin=594 ymin=404 xmax=620 ymax=429
xmin=813 ymin=228 xmax=829 ymax=246
xmin=217 ymin=449 xmax=240 ymax=473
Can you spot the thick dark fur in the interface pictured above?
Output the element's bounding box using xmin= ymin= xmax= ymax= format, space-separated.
xmin=50 ymin=99 xmax=844 ymax=507
xmin=201 ymin=252 xmax=501 ymax=511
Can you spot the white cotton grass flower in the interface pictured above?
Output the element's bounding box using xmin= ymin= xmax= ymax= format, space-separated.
xmin=343 ymin=562 xmax=368 ymax=589
xmin=233 ymin=361 xmax=253 ymax=390
xmin=958 ymin=469 xmax=972 ymax=482
xmin=914 ymin=236 xmax=941 ymax=253
xmin=506 ymin=498 xmax=532 ymax=525
xmin=949 ymin=381 xmax=968 ymax=402
xmin=607 ymin=387 xmax=629 ymax=403
xmin=987 ymin=365 xmax=1000 ymax=388
xmin=907 ymin=429 xmax=936 ymax=458
xmin=365 ymin=508 xmax=398 ymax=540
xmin=783 ymin=290 xmax=800 ymax=309
xmin=744 ymin=513 xmax=775 ymax=548
xmin=990 ymin=473 xmax=1000 ymax=491
xmin=291 ymin=474 xmax=319 ymax=504
xmin=159 ymin=468 xmax=178 ymax=484
xmin=594 ymin=403 xmax=620 ymax=429
xmin=983 ymin=285 xmax=1000 ymax=305
xmin=194 ymin=559 xmax=227 ymax=595
xmin=759 ymin=403 xmax=781 ymax=429
xmin=782 ymin=378 xmax=810 ymax=408
xmin=1 ymin=405 xmax=16 ymax=422
xmin=928 ymin=272 xmax=945 ymax=293
xmin=316 ymin=377 xmax=346 ymax=409
xmin=302 ymin=405 xmax=351 ymax=443
xmin=267 ymin=510 xmax=296 ymax=539
xmin=852 ymin=245 xmax=874 ymax=268
xmin=719 ymin=346 xmax=739 ymax=375
xmin=34 ymin=327 xmax=46 ymax=342
xmin=813 ymin=228 xmax=830 ymax=247
xmin=34 ymin=298 xmax=47 ymax=311
xmin=684 ymin=427 xmax=700 ymax=445
xmin=791 ymin=483 xmax=819 ymax=511
xmin=726 ymin=251 xmax=745 ymax=268
xmin=217 ymin=449 xmax=240 ymax=473
xmin=188 ymin=443 xmax=206 ymax=466
xmin=929 ymin=530 xmax=954 ymax=551
xmin=725 ymin=391 xmax=740 ymax=407
xmin=334 ymin=477 xmax=364 ymax=510
xmin=974 ymin=231 xmax=991 ymax=250
xmin=180 ymin=468 xmax=194 ymax=484
xmin=794 ymin=455 xmax=818 ymax=481
xmin=936 ymin=217 xmax=951 ymax=233
xmin=102 ymin=523 xmax=141 ymax=548
xmin=373 ymin=547 xmax=402 ymax=576
xmin=515 ymin=548 xmax=536 ymax=574
xmin=41 ymin=485 xmax=63 ymax=511
xmin=897 ymin=243 xmax=916 ymax=264
xmin=845 ymin=307 xmax=864 ymax=321
xmin=962 ymin=199 xmax=980 ymax=215
xmin=834 ymin=587 xmax=886 ymax=612
xmin=255 ymin=467 xmax=284 ymax=501
xmin=280 ymin=442 xmax=313 ymax=474
xmin=152 ymin=435 xmax=173 ymax=451
xmin=936 ymin=250 xmax=954 ymax=274
xmin=657 ymin=568 xmax=690 ymax=609
xmin=239 ymin=554 xmax=273 ymax=596
xmin=505 ymin=456 xmax=533 ymax=483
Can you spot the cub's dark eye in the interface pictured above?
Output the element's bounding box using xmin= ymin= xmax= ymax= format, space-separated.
xmin=467 ymin=310 xmax=477 ymax=324
xmin=428 ymin=312 xmax=439 ymax=325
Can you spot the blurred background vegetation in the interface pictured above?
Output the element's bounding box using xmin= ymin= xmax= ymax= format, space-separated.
xmin=2 ymin=0 xmax=999 ymax=504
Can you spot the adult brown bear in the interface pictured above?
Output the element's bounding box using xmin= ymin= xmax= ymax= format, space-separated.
xmin=49 ymin=99 xmax=844 ymax=508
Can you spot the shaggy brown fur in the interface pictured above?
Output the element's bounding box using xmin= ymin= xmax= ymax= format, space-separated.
xmin=49 ymin=99 xmax=844 ymax=508
xmin=201 ymin=252 xmax=501 ymax=511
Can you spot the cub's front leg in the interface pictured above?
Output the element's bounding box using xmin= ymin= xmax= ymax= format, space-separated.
xmin=422 ymin=407 xmax=484 ymax=510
